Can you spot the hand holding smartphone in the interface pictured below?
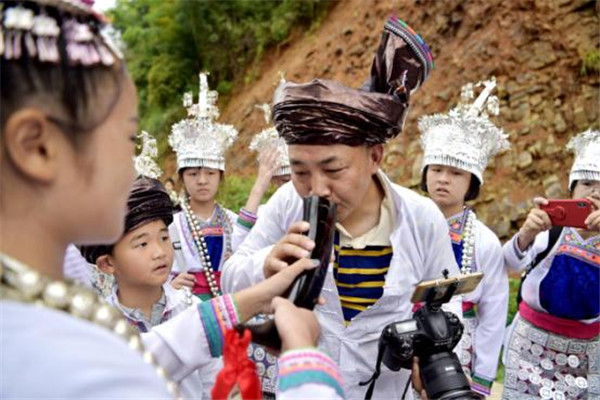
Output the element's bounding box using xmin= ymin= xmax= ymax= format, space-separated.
xmin=243 ymin=196 xmax=336 ymax=350
xmin=286 ymin=195 xmax=336 ymax=309
xmin=539 ymin=199 xmax=593 ymax=229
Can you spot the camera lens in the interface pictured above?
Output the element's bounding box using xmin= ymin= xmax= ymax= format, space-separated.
xmin=419 ymin=352 xmax=482 ymax=399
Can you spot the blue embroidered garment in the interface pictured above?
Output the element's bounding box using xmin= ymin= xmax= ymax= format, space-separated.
xmin=539 ymin=231 xmax=599 ymax=320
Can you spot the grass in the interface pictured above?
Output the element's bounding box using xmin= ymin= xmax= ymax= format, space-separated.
xmin=495 ymin=277 xmax=521 ymax=383
xmin=217 ymin=174 xmax=276 ymax=212
xmin=580 ymin=49 xmax=600 ymax=76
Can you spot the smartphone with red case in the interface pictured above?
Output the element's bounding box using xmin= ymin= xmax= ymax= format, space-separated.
xmin=539 ymin=199 xmax=593 ymax=229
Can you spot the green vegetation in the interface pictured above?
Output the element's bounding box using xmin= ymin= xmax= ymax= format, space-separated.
xmin=580 ymin=49 xmax=600 ymax=76
xmin=109 ymin=0 xmax=334 ymax=163
xmin=506 ymin=276 xmax=520 ymax=326
xmin=217 ymin=174 xmax=276 ymax=212
xmin=496 ymin=277 xmax=520 ymax=383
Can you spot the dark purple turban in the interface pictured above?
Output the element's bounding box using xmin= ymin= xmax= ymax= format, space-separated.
xmin=80 ymin=176 xmax=174 ymax=264
xmin=273 ymin=17 xmax=434 ymax=146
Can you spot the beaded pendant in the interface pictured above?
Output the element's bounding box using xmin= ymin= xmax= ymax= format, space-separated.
xmin=460 ymin=209 xmax=476 ymax=275
xmin=181 ymin=197 xmax=232 ymax=298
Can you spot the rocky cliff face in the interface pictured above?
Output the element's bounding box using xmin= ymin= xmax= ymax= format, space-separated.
xmin=215 ymin=0 xmax=599 ymax=239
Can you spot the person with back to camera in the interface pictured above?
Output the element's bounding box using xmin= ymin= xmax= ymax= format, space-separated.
xmin=0 ymin=1 xmax=345 ymax=398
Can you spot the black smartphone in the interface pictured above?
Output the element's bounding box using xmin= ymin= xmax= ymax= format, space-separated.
xmin=242 ymin=195 xmax=336 ymax=350
xmin=287 ymin=195 xmax=337 ymax=309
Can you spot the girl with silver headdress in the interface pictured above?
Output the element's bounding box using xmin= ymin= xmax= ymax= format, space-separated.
xmin=167 ymin=73 xmax=277 ymax=301
xmin=418 ymin=78 xmax=510 ymax=397
xmin=232 ymin=102 xmax=291 ymax=249
xmin=249 ymin=103 xmax=292 ymax=188
xmin=502 ymin=129 xmax=600 ymax=400
xmin=0 ymin=1 xmax=344 ymax=398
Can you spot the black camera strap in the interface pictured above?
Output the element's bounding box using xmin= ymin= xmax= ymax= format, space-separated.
xmin=516 ymin=226 xmax=562 ymax=306
xmin=359 ymin=342 xmax=413 ymax=400
xmin=359 ymin=341 xmax=384 ymax=400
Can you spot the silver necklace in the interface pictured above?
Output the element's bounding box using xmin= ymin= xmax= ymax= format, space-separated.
xmin=460 ymin=208 xmax=476 ymax=275
xmin=0 ymin=253 xmax=181 ymax=398
xmin=181 ymin=198 xmax=232 ymax=298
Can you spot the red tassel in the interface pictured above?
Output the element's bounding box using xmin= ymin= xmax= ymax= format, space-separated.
xmin=212 ymin=329 xmax=262 ymax=400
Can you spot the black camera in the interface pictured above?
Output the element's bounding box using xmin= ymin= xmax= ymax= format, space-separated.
xmin=362 ymin=273 xmax=484 ymax=400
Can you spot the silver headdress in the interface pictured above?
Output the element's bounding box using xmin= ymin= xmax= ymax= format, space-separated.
xmin=134 ymin=131 xmax=162 ymax=179
xmin=566 ymin=129 xmax=600 ymax=189
xmin=418 ymin=77 xmax=510 ymax=184
xmin=249 ymin=103 xmax=290 ymax=177
xmin=168 ymin=72 xmax=238 ymax=171
xmin=1 ymin=0 xmax=122 ymax=66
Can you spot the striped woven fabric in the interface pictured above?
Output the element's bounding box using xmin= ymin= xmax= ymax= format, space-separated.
xmin=384 ymin=16 xmax=434 ymax=81
xmin=333 ymin=235 xmax=392 ymax=324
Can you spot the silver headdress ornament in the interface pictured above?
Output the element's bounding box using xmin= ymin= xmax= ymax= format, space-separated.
xmin=1 ymin=0 xmax=122 ymax=66
xmin=249 ymin=103 xmax=290 ymax=177
xmin=134 ymin=131 xmax=162 ymax=179
xmin=418 ymin=77 xmax=510 ymax=184
xmin=168 ymin=72 xmax=238 ymax=171
xmin=566 ymin=128 xmax=600 ymax=189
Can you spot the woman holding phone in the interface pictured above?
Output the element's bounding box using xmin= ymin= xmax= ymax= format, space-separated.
xmin=502 ymin=129 xmax=600 ymax=400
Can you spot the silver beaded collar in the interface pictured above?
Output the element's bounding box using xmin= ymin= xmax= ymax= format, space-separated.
xmin=457 ymin=208 xmax=476 ymax=275
xmin=0 ymin=253 xmax=181 ymax=399
xmin=180 ymin=197 xmax=233 ymax=298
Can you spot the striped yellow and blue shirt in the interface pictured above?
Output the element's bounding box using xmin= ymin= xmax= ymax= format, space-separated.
xmin=334 ymin=172 xmax=395 ymax=325
xmin=333 ymin=237 xmax=393 ymax=324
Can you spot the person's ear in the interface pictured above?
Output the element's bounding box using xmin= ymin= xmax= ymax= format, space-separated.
xmin=97 ymin=254 xmax=116 ymax=275
xmin=368 ymin=144 xmax=384 ymax=172
xmin=3 ymin=108 xmax=63 ymax=184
